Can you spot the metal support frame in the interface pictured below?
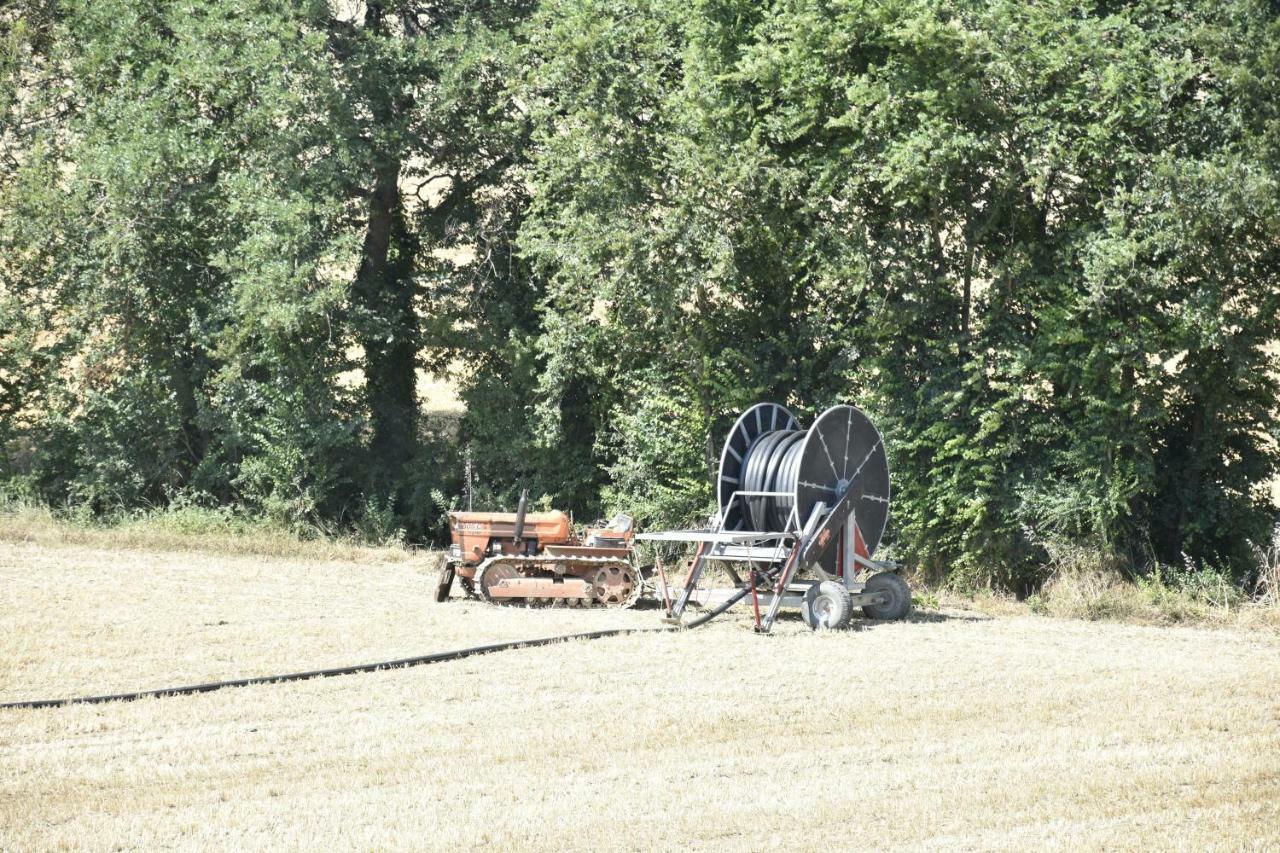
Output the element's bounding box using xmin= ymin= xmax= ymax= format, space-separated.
xmin=638 ymin=485 xmax=892 ymax=633
xmin=756 ymin=504 xmax=824 ymax=632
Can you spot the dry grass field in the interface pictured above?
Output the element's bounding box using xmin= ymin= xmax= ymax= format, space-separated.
xmin=3 ymin=520 xmax=1280 ymax=851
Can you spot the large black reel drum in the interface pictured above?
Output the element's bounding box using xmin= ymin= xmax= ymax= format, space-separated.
xmin=715 ymin=403 xmax=891 ymax=557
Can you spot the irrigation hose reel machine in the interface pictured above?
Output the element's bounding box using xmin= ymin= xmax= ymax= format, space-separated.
xmin=638 ymin=402 xmax=911 ymax=632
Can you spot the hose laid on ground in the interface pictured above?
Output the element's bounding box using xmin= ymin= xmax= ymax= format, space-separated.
xmin=680 ymin=583 xmax=754 ymax=629
xmin=0 ymin=582 xmax=758 ymax=710
xmin=0 ymin=630 xmax=655 ymax=710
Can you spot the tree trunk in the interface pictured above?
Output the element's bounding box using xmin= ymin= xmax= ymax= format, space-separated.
xmin=170 ymin=345 xmax=206 ymax=478
xmin=1173 ymin=401 xmax=1207 ymax=556
xmin=349 ymin=1 xmax=420 ymax=493
xmin=353 ymin=155 xmax=419 ymax=488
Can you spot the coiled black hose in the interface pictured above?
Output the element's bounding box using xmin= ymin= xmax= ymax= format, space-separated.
xmin=740 ymin=429 xmax=804 ymax=530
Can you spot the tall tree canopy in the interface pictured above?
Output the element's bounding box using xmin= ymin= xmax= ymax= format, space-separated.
xmin=2 ymin=0 xmax=1278 ymax=587
xmin=2 ymin=0 xmax=532 ymax=533
xmin=518 ymin=0 xmax=1280 ymax=585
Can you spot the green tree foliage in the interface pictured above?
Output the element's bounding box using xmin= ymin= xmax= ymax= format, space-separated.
xmin=519 ymin=0 xmax=1280 ymax=584
xmin=519 ymin=0 xmax=867 ymax=526
xmin=1 ymin=0 xmax=1277 ymax=587
xmin=1 ymin=0 xmax=532 ymax=533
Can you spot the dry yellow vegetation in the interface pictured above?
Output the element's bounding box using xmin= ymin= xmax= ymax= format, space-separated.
xmin=3 ymin=527 xmax=1280 ymax=850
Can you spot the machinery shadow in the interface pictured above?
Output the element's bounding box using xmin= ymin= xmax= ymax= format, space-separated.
xmin=758 ymin=606 xmax=992 ymax=631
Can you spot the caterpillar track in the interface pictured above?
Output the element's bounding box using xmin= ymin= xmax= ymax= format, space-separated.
xmin=474 ymin=554 xmax=641 ymax=608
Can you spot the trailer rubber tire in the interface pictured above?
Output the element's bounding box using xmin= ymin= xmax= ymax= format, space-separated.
xmin=802 ymin=580 xmax=852 ymax=631
xmin=862 ymin=571 xmax=911 ymax=620
xmin=434 ymin=563 xmax=456 ymax=603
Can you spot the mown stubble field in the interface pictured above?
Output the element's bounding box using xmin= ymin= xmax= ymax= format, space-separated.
xmin=2 ymin=527 xmax=1280 ymax=851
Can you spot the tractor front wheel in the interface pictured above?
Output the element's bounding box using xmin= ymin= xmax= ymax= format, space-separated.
xmin=434 ymin=562 xmax=456 ymax=603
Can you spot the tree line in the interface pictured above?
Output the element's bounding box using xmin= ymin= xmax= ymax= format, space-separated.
xmin=2 ymin=0 xmax=1278 ymax=589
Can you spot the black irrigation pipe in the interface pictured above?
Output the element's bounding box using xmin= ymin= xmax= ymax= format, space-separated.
xmin=0 ymin=630 xmax=655 ymax=711
xmin=0 ymin=586 xmax=754 ymax=711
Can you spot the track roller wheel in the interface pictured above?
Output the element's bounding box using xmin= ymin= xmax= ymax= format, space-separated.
xmin=434 ymin=561 xmax=456 ymax=603
xmin=861 ymin=572 xmax=911 ymax=620
xmin=477 ymin=559 xmax=522 ymax=605
xmin=802 ymin=581 xmax=852 ymax=631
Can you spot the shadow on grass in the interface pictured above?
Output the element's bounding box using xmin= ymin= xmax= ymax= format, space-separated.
xmin=760 ymin=607 xmax=991 ymax=629
xmin=653 ymin=601 xmax=993 ymax=631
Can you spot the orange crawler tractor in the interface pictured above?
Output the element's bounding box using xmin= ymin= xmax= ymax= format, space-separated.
xmin=435 ymin=491 xmax=640 ymax=607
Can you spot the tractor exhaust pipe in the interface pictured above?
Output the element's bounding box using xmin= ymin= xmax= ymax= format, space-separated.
xmin=513 ymin=489 xmax=529 ymax=543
